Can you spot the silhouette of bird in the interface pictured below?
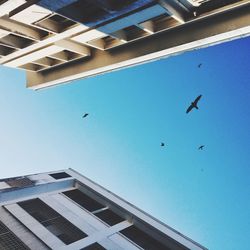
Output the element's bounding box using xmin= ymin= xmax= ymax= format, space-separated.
xmin=186 ymin=95 xmax=202 ymax=114
xmin=161 ymin=142 xmax=165 ymax=147
xmin=198 ymin=145 xmax=205 ymax=150
xmin=82 ymin=113 xmax=89 ymax=118
xmin=198 ymin=63 xmax=202 ymax=68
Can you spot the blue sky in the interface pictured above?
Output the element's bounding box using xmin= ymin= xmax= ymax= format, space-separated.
xmin=0 ymin=36 xmax=249 ymax=250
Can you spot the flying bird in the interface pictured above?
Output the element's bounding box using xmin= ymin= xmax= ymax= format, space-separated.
xmin=82 ymin=113 xmax=89 ymax=118
xmin=161 ymin=142 xmax=165 ymax=147
xmin=198 ymin=63 xmax=202 ymax=68
xmin=186 ymin=95 xmax=202 ymax=114
xmin=198 ymin=145 xmax=205 ymax=150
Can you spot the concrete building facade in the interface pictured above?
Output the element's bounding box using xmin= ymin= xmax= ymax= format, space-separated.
xmin=0 ymin=0 xmax=249 ymax=89
xmin=0 ymin=168 xmax=207 ymax=250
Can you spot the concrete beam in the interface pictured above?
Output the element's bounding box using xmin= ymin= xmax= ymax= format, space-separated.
xmin=6 ymin=44 xmax=65 ymax=67
xmin=0 ymin=35 xmax=29 ymax=49
xmin=0 ymin=0 xmax=26 ymax=17
xmin=86 ymin=38 xmax=105 ymax=50
xmin=4 ymin=203 xmax=65 ymax=249
xmin=0 ymin=16 xmax=45 ymax=41
xmin=55 ymin=39 xmax=91 ymax=56
xmin=0 ymin=179 xmax=74 ymax=205
xmin=9 ymin=4 xmax=52 ymax=25
xmin=59 ymin=221 xmax=132 ymax=250
xmin=111 ymin=30 xmax=128 ymax=42
xmin=48 ymin=51 xmax=69 ymax=61
xmin=35 ymin=17 xmax=62 ymax=33
xmin=40 ymin=195 xmax=99 ymax=235
xmin=26 ymin=5 xmax=250 ymax=90
xmin=0 ymin=28 xmax=11 ymax=38
xmin=33 ymin=57 xmax=55 ymax=67
xmin=0 ymin=23 xmax=89 ymax=64
xmin=139 ymin=20 xmax=155 ymax=34
xmin=158 ymin=0 xmax=188 ymax=23
xmin=72 ymin=29 xmax=108 ymax=44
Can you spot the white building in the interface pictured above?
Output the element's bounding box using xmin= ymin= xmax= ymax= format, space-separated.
xmin=0 ymin=0 xmax=249 ymax=89
xmin=0 ymin=169 xmax=207 ymax=250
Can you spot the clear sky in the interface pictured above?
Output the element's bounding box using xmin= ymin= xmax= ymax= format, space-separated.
xmin=0 ymin=36 xmax=249 ymax=250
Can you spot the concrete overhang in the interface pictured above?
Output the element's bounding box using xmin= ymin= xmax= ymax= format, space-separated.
xmin=0 ymin=0 xmax=249 ymax=89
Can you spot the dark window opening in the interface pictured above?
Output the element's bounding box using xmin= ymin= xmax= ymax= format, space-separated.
xmin=120 ymin=226 xmax=170 ymax=250
xmin=0 ymin=34 xmax=34 ymax=49
xmin=0 ymin=221 xmax=30 ymax=250
xmin=35 ymin=14 xmax=76 ymax=33
xmin=49 ymin=14 xmax=76 ymax=27
xmin=18 ymin=199 xmax=87 ymax=245
xmin=122 ymin=25 xmax=148 ymax=40
xmin=147 ymin=14 xmax=178 ymax=33
xmin=49 ymin=172 xmax=71 ymax=180
xmin=94 ymin=209 xmax=124 ymax=226
xmin=19 ymin=62 xmax=46 ymax=72
xmin=63 ymin=189 xmax=104 ymax=212
xmin=0 ymin=44 xmax=16 ymax=56
xmin=81 ymin=243 xmax=106 ymax=250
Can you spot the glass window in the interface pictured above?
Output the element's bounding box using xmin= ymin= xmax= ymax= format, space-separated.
xmin=18 ymin=198 xmax=87 ymax=245
xmin=81 ymin=243 xmax=106 ymax=250
xmin=63 ymin=189 xmax=104 ymax=212
xmin=120 ymin=225 xmax=170 ymax=250
xmin=49 ymin=172 xmax=71 ymax=180
xmin=63 ymin=189 xmax=124 ymax=226
xmin=0 ymin=220 xmax=30 ymax=250
xmin=94 ymin=209 xmax=124 ymax=226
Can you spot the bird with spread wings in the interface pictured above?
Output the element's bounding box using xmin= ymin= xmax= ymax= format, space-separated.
xmin=186 ymin=95 xmax=202 ymax=114
xmin=82 ymin=113 xmax=89 ymax=118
